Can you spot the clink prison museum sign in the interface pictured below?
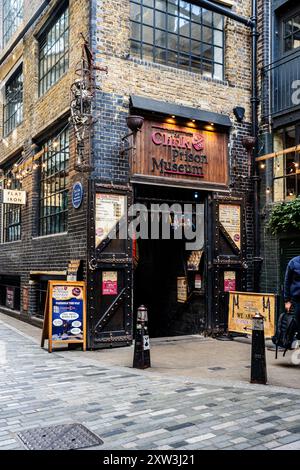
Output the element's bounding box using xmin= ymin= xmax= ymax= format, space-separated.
xmin=151 ymin=128 xmax=207 ymax=178
xmin=132 ymin=120 xmax=228 ymax=187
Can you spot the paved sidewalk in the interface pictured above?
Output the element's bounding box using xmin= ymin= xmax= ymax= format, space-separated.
xmin=1 ymin=318 xmax=300 ymax=450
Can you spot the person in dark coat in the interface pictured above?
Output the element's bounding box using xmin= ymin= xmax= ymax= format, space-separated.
xmin=284 ymin=255 xmax=300 ymax=337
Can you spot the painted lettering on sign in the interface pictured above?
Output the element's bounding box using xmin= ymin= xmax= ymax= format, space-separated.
xmin=152 ymin=130 xmax=205 ymax=151
xmin=2 ymin=189 xmax=26 ymax=205
xmin=151 ymin=128 xmax=207 ymax=178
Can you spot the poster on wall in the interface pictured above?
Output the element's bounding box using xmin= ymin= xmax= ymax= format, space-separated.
xmin=177 ymin=277 xmax=188 ymax=303
xmin=95 ymin=193 xmax=126 ymax=248
xmin=219 ymin=204 xmax=241 ymax=249
xmin=102 ymin=271 xmax=118 ymax=296
xmin=224 ymin=271 xmax=236 ymax=292
xmin=187 ymin=251 xmax=203 ymax=271
xmin=6 ymin=287 xmax=14 ymax=309
xmin=228 ymin=292 xmax=276 ymax=338
xmin=41 ymin=281 xmax=86 ymax=353
xmin=23 ymin=287 xmax=29 ymax=312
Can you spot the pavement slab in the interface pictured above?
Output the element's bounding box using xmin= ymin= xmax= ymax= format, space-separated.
xmin=0 ymin=315 xmax=300 ymax=450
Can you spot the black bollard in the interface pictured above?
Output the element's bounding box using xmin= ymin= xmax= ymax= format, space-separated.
xmin=251 ymin=312 xmax=267 ymax=384
xmin=133 ymin=305 xmax=151 ymax=369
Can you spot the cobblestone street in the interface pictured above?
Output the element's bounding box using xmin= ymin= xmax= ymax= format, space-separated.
xmin=1 ymin=318 xmax=300 ymax=451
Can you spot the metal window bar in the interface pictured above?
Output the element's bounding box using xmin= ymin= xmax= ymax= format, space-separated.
xmin=130 ymin=0 xmax=224 ymax=79
xmin=39 ymin=7 xmax=69 ymax=96
xmin=262 ymin=50 xmax=300 ymax=117
xmin=3 ymin=69 xmax=23 ymax=137
xmin=39 ymin=128 xmax=69 ymax=236
xmin=3 ymin=0 xmax=23 ymax=45
xmin=3 ymin=178 xmax=22 ymax=242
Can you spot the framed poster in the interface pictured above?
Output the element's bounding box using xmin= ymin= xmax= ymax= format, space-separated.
xmin=41 ymin=281 xmax=87 ymax=353
xmin=177 ymin=277 xmax=188 ymax=303
xmin=95 ymin=193 xmax=126 ymax=248
xmin=6 ymin=287 xmax=14 ymax=309
xmin=23 ymin=287 xmax=29 ymax=312
xmin=102 ymin=271 xmax=118 ymax=295
xmin=224 ymin=271 xmax=236 ymax=292
xmin=228 ymin=291 xmax=276 ymax=338
xmin=219 ymin=204 xmax=241 ymax=249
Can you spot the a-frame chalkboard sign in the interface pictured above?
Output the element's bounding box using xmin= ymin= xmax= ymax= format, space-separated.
xmin=41 ymin=281 xmax=87 ymax=353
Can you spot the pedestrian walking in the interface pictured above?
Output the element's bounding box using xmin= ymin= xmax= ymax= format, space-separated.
xmin=284 ymin=255 xmax=300 ymax=341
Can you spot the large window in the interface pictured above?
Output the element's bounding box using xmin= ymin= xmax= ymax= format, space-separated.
xmin=39 ymin=6 xmax=69 ymax=96
xmin=130 ymin=0 xmax=224 ymax=79
xmin=273 ymin=125 xmax=300 ymax=202
xmin=3 ymin=67 xmax=23 ymax=137
xmin=283 ymin=12 xmax=300 ymax=53
xmin=39 ymin=128 xmax=69 ymax=236
xmin=3 ymin=178 xmax=21 ymax=243
xmin=3 ymin=0 xmax=23 ymax=45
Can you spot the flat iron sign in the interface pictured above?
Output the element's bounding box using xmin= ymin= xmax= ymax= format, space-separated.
xmin=2 ymin=189 xmax=26 ymax=205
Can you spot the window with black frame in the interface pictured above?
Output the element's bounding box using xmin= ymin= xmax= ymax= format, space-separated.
xmin=3 ymin=178 xmax=22 ymax=243
xmin=283 ymin=12 xmax=300 ymax=53
xmin=3 ymin=67 xmax=23 ymax=137
xmin=130 ymin=0 xmax=224 ymax=79
xmin=39 ymin=128 xmax=69 ymax=236
xmin=39 ymin=6 xmax=69 ymax=96
xmin=3 ymin=0 xmax=23 ymax=45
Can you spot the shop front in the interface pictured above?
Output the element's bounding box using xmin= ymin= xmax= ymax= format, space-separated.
xmin=88 ymin=98 xmax=249 ymax=349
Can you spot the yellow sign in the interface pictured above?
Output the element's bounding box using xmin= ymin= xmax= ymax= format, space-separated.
xmin=228 ymin=291 xmax=276 ymax=338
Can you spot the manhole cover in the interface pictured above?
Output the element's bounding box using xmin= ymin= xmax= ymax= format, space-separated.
xmin=18 ymin=423 xmax=103 ymax=450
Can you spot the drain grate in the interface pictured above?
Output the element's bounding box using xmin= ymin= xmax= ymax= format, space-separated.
xmin=18 ymin=423 xmax=103 ymax=450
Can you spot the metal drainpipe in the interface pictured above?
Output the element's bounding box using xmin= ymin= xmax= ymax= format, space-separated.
xmin=251 ymin=0 xmax=263 ymax=291
xmin=196 ymin=1 xmax=261 ymax=290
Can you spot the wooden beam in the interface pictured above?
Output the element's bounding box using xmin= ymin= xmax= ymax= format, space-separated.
xmin=256 ymin=145 xmax=300 ymax=162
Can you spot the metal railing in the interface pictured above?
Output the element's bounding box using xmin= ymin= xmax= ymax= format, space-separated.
xmin=262 ymin=51 xmax=300 ymax=117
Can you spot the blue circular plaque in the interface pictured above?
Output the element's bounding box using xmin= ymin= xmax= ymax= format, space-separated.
xmin=72 ymin=182 xmax=83 ymax=209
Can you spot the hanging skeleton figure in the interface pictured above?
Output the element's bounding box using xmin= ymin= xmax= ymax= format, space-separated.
xmin=70 ymin=34 xmax=107 ymax=171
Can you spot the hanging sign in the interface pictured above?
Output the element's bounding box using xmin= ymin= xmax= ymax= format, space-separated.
xmin=72 ymin=182 xmax=84 ymax=209
xmin=224 ymin=271 xmax=236 ymax=292
xmin=219 ymin=204 xmax=241 ymax=249
xmin=177 ymin=277 xmax=188 ymax=303
xmin=102 ymin=271 xmax=118 ymax=295
xmin=2 ymin=189 xmax=26 ymax=205
xmin=228 ymin=292 xmax=276 ymax=338
xmin=41 ymin=281 xmax=87 ymax=353
xmin=95 ymin=193 xmax=126 ymax=247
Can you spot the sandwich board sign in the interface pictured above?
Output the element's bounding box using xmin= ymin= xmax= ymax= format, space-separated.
xmin=228 ymin=291 xmax=276 ymax=338
xmin=41 ymin=281 xmax=86 ymax=353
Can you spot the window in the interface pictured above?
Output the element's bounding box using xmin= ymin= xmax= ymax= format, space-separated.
xmin=130 ymin=0 xmax=224 ymax=79
xmin=273 ymin=125 xmax=300 ymax=202
xmin=3 ymin=67 xmax=23 ymax=137
xmin=39 ymin=127 xmax=69 ymax=236
xmin=283 ymin=12 xmax=300 ymax=52
xmin=0 ymin=276 xmax=21 ymax=311
xmin=3 ymin=178 xmax=21 ymax=242
xmin=3 ymin=0 xmax=23 ymax=45
xmin=39 ymin=6 xmax=69 ymax=96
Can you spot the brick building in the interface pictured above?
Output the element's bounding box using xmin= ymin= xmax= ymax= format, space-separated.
xmin=0 ymin=0 xmax=257 ymax=348
xmin=258 ymin=0 xmax=300 ymax=311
